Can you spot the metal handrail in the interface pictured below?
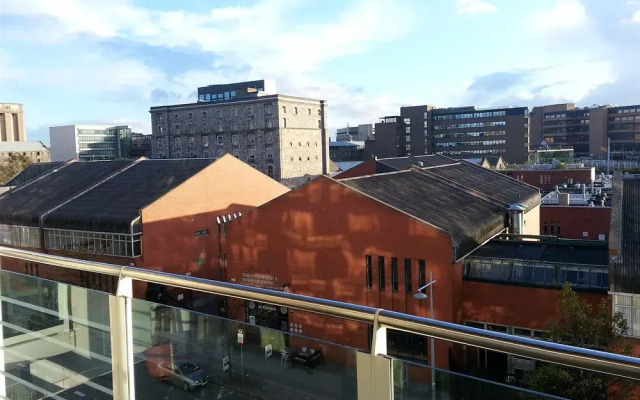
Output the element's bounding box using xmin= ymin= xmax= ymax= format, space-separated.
xmin=1 ymin=246 xmax=639 ymax=380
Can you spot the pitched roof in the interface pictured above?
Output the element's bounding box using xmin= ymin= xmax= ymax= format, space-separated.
xmin=0 ymin=161 xmax=131 ymax=226
xmin=377 ymin=154 xmax=456 ymax=170
xmin=340 ymin=170 xmax=508 ymax=259
xmin=0 ymin=141 xmax=48 ymax=152
xmin=469 ymin=239 xmax=608 ymax=266
xmin=421 ymin=162 xmax=540 ymax=209
xmin=335 ymin=161 xmax=363 ymax=172
xmin=43 ymin=159 xmax=214 ymax=233
xmin=610 ymin=176 xmax=640 ymax=293
xmin=329 ymin=141 xmax=364 ymax=148
xmin=3 ymin=162 xmax=65 ymax=187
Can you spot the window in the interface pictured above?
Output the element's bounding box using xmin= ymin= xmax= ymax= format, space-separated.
xmin=188 ymin=112 xmax=193 ymax=119
xmin=366 ymin=255 xmax=373 ymax=288
xmin=202 ymin=111 xmax=207 ymax=118
xmin=248 ymin=119 xmax=254 ymax=130
xmin=248 ymin=134 xmax=255 ymax=145
xmin=174 ymin=113 xmax=179 ymax=120
xmin=283 ymin=118 xmax=287 ymax=128
xmin=266 ymin=148 xmax=273 ymax=159
xmin=174 ymin=137 xmax=181 ymax=148
xmin=404 ymin=118 xmax=411 ymax=124
xmin=266 ymin=132 xmax=274 ymax=143
xmin=218 ymin=110 xmax=222 ymax=118
xmin=157 ymin=125 xmax=163 ymax=134
xmin=318 ymin=120 xmax=322 ymax=129
xmin=265 ymin=105 xmax=272 ymax=114
xmin=233 ymin=109 xmax=238 ymax=117
xmin=217 ymin=123 xmax=223 ymax=132
xmin=202 ymin=136 xmax=209 ymax=147
xmin=308 ymin=108 xmax=311 ymax=115
xmin=156 ymin=138 xmax=164 ymax=149
xmin=404 ymin=259 xmax=412 ymax=293
xmin=174 ymin=124 xmax=180 ymax=131
xmin=203 ymin=150 xmax=209 ymax=158
xmin=418 ymin=260 xmax=426 ymax=293
xmin=232 ymin=134 xmax=239 ymax=145
xmin=248 ymin=147 xmax=255 ymax=161
xmin=405 ymin=127 xmax=411 ymax=133
xmin=391 ymin=257 xmax=398 ymax=292
xmin=188 ymin=136 xmax=195 ymax=148
xmin=378 ymin=257 xmax=385 ymax=291
xmin=175 ymin=151 xmax=182 ymax=158
xmin=248 ymin=107 xmax=253 ymax=116
xmin=294 ymin=107 xmax=298 ymax=115
xmin=282 ymin=105 xmax=287 ymax=114
xmin=217 ymin=135 xmax=224 ymax=145
xmin=267 ymin=165 xmax=274 ymax=176
xmin=232 ymin=149 xmax=239 ymax=157
xmin=267 ymin=119 xmax=273 ymax=128
xmin=318 ymin=109 xmax=322 ymax=116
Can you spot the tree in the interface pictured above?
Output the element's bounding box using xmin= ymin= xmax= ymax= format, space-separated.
xmin=525 ymin=284 xmax=637 ymax=400
xmin=0 ymin=153 xmax=33 ymax=184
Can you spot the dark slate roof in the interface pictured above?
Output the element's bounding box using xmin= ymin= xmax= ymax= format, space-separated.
xmin=377 ymin=154 xmax=456 ymax=171
xmin=43 ymin=159 xmax=214 ymax=233
xmin=422 ymin=162 xmax=540 ymax=209
xmin=0 ymin=161 xmax=131 ymax=226
xmin=3 ymin=162 xmax=65 ymax=187
xmin=469 ymin=239 xmax=608 ymax=267
xmin=611 ymin=177 xmax=640 ymax=293
xmin=340 ymin=170 xmax=508 ymax=259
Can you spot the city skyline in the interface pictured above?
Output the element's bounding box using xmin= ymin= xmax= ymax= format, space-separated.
xmin=1 ymin=0 xmax=639 ymax=145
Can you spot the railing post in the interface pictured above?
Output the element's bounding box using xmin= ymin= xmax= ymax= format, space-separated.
xmin=357 ymin=309 xmax=393 ymax=400
xmin=109 ymin=275 xmax=135 ymax=400
xmin=0 ymin=277 xmax=6 ymax=398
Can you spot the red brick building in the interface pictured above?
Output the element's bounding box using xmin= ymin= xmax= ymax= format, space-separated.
xmin=540 ymin=206 xmax=611 ymax=240
xmin=0 ymin=155 xmax=289 ymax=304
xmin=222 ymin=161 xmax=542 ymax=370
xmin=501 ymin=167 xmax=595 ymax=191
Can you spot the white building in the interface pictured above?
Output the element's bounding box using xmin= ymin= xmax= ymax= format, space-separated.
xmin=49 ymin=125 xmax=134 ymax=162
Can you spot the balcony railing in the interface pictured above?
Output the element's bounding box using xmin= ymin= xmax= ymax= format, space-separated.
xmin=0 ymin=246 xmax=638 ymax=400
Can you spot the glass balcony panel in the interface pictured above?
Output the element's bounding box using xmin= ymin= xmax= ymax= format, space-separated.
xmin=131 ymin=298 xmax=358 ymax=399
xmin=1 ymin=270 xmax=113 ymax=399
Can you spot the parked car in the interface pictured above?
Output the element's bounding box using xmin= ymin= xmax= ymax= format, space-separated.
xmin=166 ymin=360 xmax=209 ymax=391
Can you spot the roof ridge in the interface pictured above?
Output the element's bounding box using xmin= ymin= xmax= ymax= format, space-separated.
xmin=1 ymin=160 xmax=75 ymax=197
xmin=337 ymin=169 xmax=412 ymax=182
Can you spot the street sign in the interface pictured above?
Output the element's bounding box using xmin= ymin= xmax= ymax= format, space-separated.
xmin=265 ymin=344 xmax=272 ymax=359
xmin=237 ymin=329 xmax=244 ymax=345
xmin=222 ymin=356 xmax=230 ymax=372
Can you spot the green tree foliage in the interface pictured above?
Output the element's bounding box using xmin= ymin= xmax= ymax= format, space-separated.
xmin=525 ymin=284 xmax=637 ymax=400
xmin=0 ymin=153 xmax=33 ymax=184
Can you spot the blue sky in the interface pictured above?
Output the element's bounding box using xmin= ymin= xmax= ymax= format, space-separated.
xmin=1 ymin=0 xmax=639 ymax=145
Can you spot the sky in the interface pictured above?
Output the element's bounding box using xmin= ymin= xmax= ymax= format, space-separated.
xmin=1 ymin=0 xmax=639 ymax=145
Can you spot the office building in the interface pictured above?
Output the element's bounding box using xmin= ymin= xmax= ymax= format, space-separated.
xmin=131 ymin=132 xmax=152 ymax=158
xmin=336 ymin=124 xmax=375 ymax=141
xmin=367 ymin=105 xmax=529 ymax=164
xmin=0 ymin=103 xmax=27 ymax=142
xmin=150 ymin=81 xmax=329 ymax=187
xmin=329 ymin=141 xmax=365 ymax=162
xmin=49 ymin=125 xmax=136 ymax=162
xmin=530 ymin=103 xmax=640 ymax=160
xmin=0 ymin=141 xmax=49 ymax=164
xmin=197 ymin=79 xmax=276 ymax=102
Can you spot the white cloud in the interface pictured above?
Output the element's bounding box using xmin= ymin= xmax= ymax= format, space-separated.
xmin=457 ymin=0 xmax=498 ymax=14
xmin=531 ymin=0 xmax=589 ymax=34
xmin=632 ymin=8 xmax=640 ymax=22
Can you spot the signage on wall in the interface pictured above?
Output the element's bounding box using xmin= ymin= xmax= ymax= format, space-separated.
xmin=249 ymin=315 xmax=256 ymax=326
xmin=194 ymin=229 xmax=209 ymax=237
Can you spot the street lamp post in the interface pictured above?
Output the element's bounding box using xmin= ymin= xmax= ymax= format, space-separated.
xmin=414 ymin=272 xmax=436 ymax=400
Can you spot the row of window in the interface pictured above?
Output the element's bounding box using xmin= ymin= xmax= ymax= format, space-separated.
xmin=78 ymin=142 xmax=116 ymax=149
xmin=78 ymin=135 xmax=117 ymax=142
xmin=433 ymin=121 xmax=506 ymax=130
xmin=614 ymin=107 xmax=640 ymax=114
xmin=0 ymin=224 xmax=40 ymax=248
xmin=543 ymin=126 xmax=590 ymax=134
xmin=543 ymin=119 xmax=589 ymax=126
xmin=435 ymin=139 xmax=506 ymax=148
xmin=542 ymin=135 xmax=589 ymax=144
xmin=44 ymin=228 xmax=142 ymax=258
xmin=610 ymin=115 xmax=640 ymax=122
xmin=161 ymin=132 xmax=277 ymax=149
xmin=365 ymin=255 xmax=427 ymax=294
xmin=161 ymin=147 xmax=276 ymax=160
xmin=464 ymin=258 xmax=609 ymax=290
xmin=433 ymin=110 xmax=507 ymax=120
xmin=441 ymin=149 xmax=506 ymax=155
xmin=433 ymin=130 xmax=506 ymax=139
xmin=282 ymin=105 xmax=318 ymax=116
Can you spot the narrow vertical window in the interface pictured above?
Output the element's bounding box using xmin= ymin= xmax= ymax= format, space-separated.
xmin=391 ymin=257 xmax=398 ymax=292
xmin=419 ymin=259 xmax=426 ymax=293
xmin=365 ymin=255 xmax=372 ymax=288
xmin=405 ymin=258 xmax=412 ymax=293
xmin=378 ymin=256 xmax=385 ymax=291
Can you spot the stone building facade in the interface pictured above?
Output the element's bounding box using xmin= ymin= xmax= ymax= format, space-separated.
xmin=150 ymin=95 xmax=328 ymax=187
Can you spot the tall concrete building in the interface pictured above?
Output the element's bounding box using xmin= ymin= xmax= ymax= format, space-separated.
xmin=0 ymin=103 xmax=27 ymax=142
xmin=336 ymin=124 xmax=374 ymax=141
xmin=367 ymin=105 xmax=529 ymax=164
xmin=530 ymin=103 xmax=640 ymax=159
xmin=150 ymin=80 xmax=329 ymax=187
xmin=49 ymin=125 xmax=135 ymax=161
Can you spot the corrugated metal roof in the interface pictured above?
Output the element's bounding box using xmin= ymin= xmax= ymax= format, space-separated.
xmin=611 ymin=177 xmax=640 ymax=293
xmin=3 ymin=162 xmax=65 ymax=187
xmin=377 ymin=154 xmax=456 ymax=170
